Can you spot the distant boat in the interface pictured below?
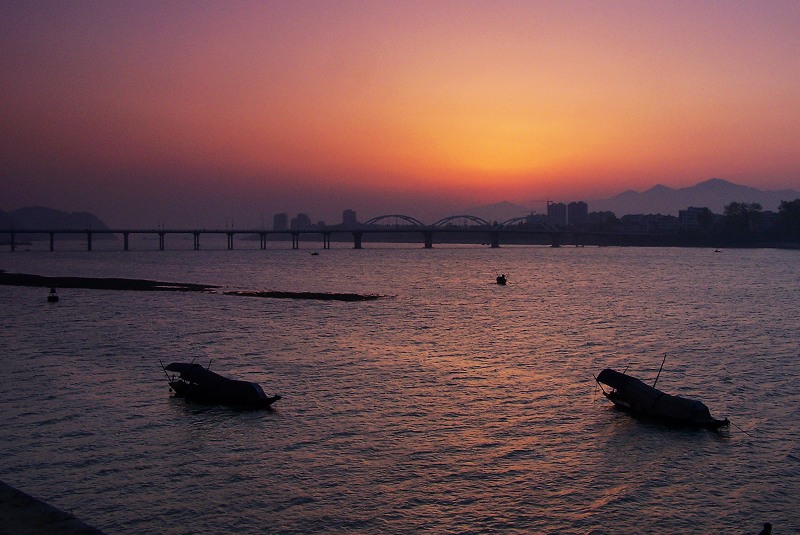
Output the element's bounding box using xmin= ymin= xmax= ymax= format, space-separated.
xmin=496 ymin=274 xmax=507 ymax=285
xmin=162 ymin=362 xmax=281 ymax=408
xmin=311 ymin=252 xmax=319 ymax=256
xmin=714 ymin=249 xmax=722 ymax=253
xmin=47 ymin=288 xmax=59 ymax=303
xmin=595 ymin=367 xmax=728 ymax=429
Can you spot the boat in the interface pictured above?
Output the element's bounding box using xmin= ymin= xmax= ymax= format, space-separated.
xmin=496 ymin=274 xmax=507 ymax=285
xmin=47 ymin=288 xmax=59 ymax=302
xmin=162 ymin=362 xmax=281 ymax=408
xmin=595 ymin=367 xmax=728 ymax=429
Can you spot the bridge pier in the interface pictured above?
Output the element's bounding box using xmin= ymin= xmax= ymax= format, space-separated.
xmin=158 ymin=232 xmax=165 ymax=251
xmin=322 ymin=232 xmax=331 ymax=249
xmin=86 ymin=231 xmax=92 ymax=251
xmin=423 ymin=230 xmax=433 ymax=249
xmin=227 ymin=232 xmax=234 ymax=250
xmin=353 ymin=231 xmax=362 ymax=249
xmin=489 ymin=230 xmax=500 ymax=248
xmin=123 ymin=232 xmax=130 ymax=251
xmin=193 ymin=232 xmax=200 ymax=250
xmin=259 ymin=232 xmax=267 ymax=250
xmin=9 ymin=231 xmax=14 ymax=252
xmin=292 ymin=232 xmax=300 ymax=249
xmin=49 ymin=232 xmax=55 ymax=252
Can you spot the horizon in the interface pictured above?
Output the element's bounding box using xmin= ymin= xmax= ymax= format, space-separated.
xmin=4 ymin=175 xmax=799 ymax=231
xmin=2 ymin=2 xmax=799 ymax=227
xmin=4 ymin=177 xmax=798 ymax=229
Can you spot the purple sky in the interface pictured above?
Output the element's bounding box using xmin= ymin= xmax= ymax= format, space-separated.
xmin=2 ymin=1 xmax=799 ymax=227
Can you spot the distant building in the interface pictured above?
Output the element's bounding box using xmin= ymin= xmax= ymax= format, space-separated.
xmin=547 ymin=202 xmax=567 ymax=227
xmin=620 ymin=214 xmax=679 ymax=233
xmin=567 ymin=201 xmax=588 ymax=226
xmin=291 ymin=213 xmax=313 ymax=230
xmin=273 ymin=213 xmax=288 ymax=231
xmin=342 ymin=209 xmax=358 ymax=228
xmin=588 ymin=211 xmax=616 ymax=230
xmin=678 ymin=207 xmax=712 ymax=231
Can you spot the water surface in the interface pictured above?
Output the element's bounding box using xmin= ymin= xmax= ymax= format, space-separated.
xmin=1 ymin=246 xmax=798 ymax=533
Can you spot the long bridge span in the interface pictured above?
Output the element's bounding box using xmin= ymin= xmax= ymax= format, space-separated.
xmin=2 ymin=214 xmax=647 ymax=251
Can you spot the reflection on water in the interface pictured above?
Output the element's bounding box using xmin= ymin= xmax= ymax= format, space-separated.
xmin=0 ymin=246 xmax=798 ymax=533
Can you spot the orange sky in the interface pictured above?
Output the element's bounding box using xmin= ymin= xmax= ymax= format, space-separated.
xmin=2 ymin=1 xmax=799 ymax=226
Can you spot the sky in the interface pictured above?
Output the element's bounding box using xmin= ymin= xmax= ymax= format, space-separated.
xmin=2 ymin=0 xmax=800 ymax=228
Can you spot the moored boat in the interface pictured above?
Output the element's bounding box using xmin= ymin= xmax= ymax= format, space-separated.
xmin=595 ymin=367 xmax=728 ymax=429
xmin=163 ymin=362 xmax=281 ymax=408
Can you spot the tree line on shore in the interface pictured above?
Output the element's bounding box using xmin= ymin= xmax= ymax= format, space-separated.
xmin=678 ymin=199 xmax=800 ymax=245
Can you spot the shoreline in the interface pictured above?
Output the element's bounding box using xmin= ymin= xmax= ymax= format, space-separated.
xmin=0 ymin=271 xmax=384 ymax=301
xmin=0 ymin=271 xmax=217 ymax=292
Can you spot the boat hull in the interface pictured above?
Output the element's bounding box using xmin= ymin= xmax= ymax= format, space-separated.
xmin=597 ymin=368 xmax=728 ymax=430
xmin=163 ymin=363 xmax=281 ymax=409
xmin=169 ymin=379 xmax=281 ymax=408
xmin=604 ymin=391 xmax=728 ymax=429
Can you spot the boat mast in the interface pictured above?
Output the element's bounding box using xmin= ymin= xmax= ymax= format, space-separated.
xmin=653 ymin=353 xmax=667 ymax=388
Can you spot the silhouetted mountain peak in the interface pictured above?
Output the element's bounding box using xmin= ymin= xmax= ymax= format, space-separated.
xmin=591 ymin=178 xmax=799 ymax=216
xmin=697 ymin=177 xmax=730 ymax=187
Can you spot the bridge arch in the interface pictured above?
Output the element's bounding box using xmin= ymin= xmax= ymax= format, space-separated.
xmin=362 ymin=214 xmax=427 ymax=228
xmin=431 ymin=215 xmax=492 ymax=228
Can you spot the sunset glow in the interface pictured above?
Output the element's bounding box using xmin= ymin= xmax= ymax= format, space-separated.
xmin=2 ymin=1 xmax=799 ymax=226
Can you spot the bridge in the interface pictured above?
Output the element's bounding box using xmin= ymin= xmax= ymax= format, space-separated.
xmin=2 ymin=214 xmax=649 ymax=251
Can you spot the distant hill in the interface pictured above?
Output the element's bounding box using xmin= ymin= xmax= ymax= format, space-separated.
xmin=461 ymin=179 xmax=799 ymax=221
xmin=0 ymin=206 xmax=110 ymax=231
xmin=462 ymin=201 xmax=541 ymax=223
xmin=589 ymin=178 xmax=799 ymax=216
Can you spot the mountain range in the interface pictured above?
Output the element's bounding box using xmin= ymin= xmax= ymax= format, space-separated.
xmin=589 ymin=178 xmax=798 ymax=216
xmin=467 ymin=178 xmax=799 ymax=222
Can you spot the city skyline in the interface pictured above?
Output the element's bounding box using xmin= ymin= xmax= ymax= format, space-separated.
xmin=2 ymin=2 xmax=799 ymax=228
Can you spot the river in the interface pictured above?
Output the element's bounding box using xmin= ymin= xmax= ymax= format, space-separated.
xmin=1 ymin=245 xmax=798 ymax=533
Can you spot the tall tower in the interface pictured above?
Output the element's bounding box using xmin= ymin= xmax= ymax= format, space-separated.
xmin=567 ymin=201 xmax=588 ymax=226
xmin=547 ymin=202 xmax=567 ymax=227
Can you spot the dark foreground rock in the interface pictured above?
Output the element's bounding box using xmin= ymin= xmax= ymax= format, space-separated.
xmin=0 ymin=480 xmax=105 ymax=535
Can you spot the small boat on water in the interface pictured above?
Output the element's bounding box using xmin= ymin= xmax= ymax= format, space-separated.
xmin=47 ymin=288 xmax=59 ymax=302
xmin=595 ymin=366 xmax=728 ymax=429
xmin=496 ymin=274 xmax=507 ymax=285
xmin=163 ymin=362 xmax=281 ymax=408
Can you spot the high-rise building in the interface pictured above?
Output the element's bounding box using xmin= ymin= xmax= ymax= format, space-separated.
xmin=273 ymin=213 xmax=288 ymax=231
xmin=291 ymin=213 xmax=312 ymax=230
xmin=568 ymin=201 xmax=588 ymax=226
xmin=342 ymin=209 xmax=358 ymax=228
xmin=547 ymin=202 xmax=567 ymax=227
